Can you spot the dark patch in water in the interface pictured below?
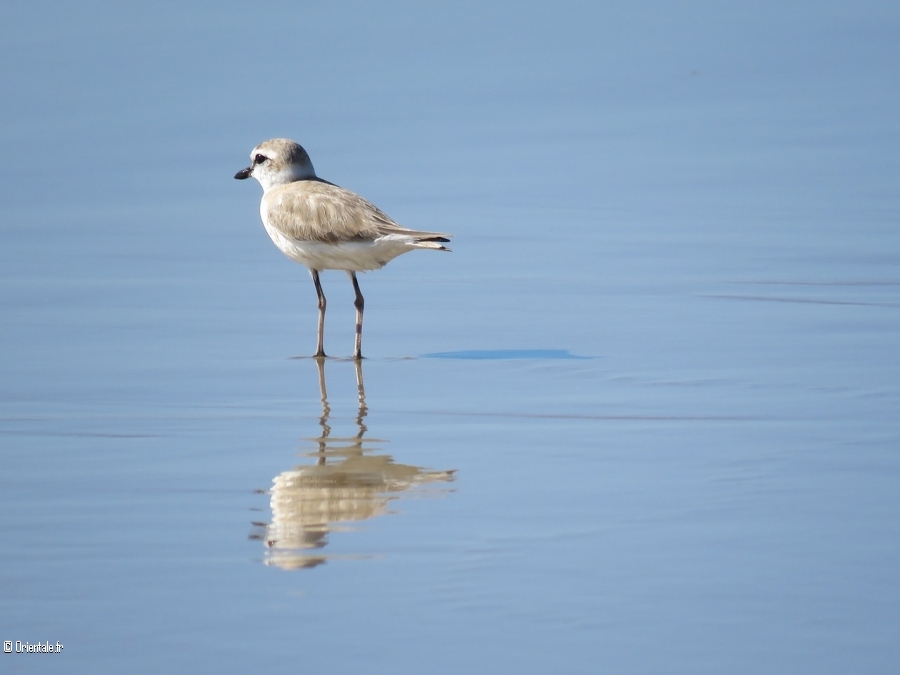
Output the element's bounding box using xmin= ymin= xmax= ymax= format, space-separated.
xmin=423 ymin=349 xmax=593 ymax=360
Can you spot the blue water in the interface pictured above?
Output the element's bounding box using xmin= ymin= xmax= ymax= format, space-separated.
xmin=1 ymin=1 xmax=899 ymax=673
xmin=424 ymin=349 xmax=593 ymax=360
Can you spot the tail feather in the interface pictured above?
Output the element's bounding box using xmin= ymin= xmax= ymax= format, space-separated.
xmin=413 ymin=238 xmax=451 ymax=252
xmin=379 ymin=232 xmax=453 ymax=251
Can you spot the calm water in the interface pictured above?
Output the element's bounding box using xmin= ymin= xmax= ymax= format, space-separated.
xmin=2 ymin=2 xmax=899 ymax=673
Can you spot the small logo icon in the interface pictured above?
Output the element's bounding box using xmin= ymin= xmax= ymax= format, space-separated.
xmin=3 ymin=641 xmax=11 ymax=653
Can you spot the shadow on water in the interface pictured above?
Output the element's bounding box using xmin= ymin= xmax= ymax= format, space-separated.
xmin=423 ymin=349 xmax=593 ymax=360
xmin=251 ymin=359 xmax=456 ymax=570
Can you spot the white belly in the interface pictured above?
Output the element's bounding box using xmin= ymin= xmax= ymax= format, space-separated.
xmin=262 ymin=221 xmax=414 ymax=271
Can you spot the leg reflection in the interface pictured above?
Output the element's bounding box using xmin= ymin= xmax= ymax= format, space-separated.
xmin=257 ymin=358 xmax=455 ymax=570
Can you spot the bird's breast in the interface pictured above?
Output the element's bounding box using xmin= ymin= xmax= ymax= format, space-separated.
xmin=260 ymin=220 xmax=411 ymax=272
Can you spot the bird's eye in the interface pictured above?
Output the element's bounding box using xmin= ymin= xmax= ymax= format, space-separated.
xmin=254 ymin=154 xmax=267 ymax=165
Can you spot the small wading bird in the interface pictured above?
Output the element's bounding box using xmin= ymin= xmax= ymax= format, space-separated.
xmin=235 ymin=138 xmax=452 ymax=359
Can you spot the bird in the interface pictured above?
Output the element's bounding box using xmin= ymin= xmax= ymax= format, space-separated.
xmin=234 ymin=138 xmax=452 ymax=359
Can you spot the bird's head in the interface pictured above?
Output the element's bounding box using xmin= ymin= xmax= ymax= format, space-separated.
xmin=234 ymin=138 xmax=317 ymax=191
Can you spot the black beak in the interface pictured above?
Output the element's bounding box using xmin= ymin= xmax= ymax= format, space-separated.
xmin=234 ymin=166 xmax=252 ymax=180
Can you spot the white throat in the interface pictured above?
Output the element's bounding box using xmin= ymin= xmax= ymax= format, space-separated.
xmin=254 ymin=162 xmax=316 ymax=192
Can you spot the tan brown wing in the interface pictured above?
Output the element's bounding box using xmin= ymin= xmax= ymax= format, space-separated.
xmin=261 ymin=180 xmax=452 ymax=244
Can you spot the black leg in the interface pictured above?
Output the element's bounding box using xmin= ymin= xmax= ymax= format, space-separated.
xmin=350 ymin=271 xmax=364 ymax=360
xmin=311 ymin=269 xmax=326 ymax=357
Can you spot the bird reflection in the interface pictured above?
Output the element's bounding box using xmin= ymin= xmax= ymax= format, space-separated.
xmin=252 ymin=358 xmax=455 ymax=570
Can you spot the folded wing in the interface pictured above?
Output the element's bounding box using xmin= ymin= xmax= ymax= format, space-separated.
xmin=262 ymin=180 xmax=452 ymax=246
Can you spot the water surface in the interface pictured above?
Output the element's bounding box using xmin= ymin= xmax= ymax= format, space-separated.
xmin=1 ymin=2 xmax=899 ymax=673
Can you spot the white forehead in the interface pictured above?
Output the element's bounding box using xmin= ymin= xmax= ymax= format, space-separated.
xmin=250 ymin=138 xmax=297 ymax=161
xmin=250 ymin=142 xmax=276 ymax=160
